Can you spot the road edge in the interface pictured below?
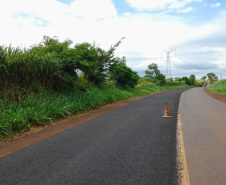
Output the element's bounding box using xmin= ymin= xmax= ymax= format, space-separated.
xmin=0 ymin=90 xmax=168 ymax=158
xmin=177 ymin=95 xmax=190 ymax=185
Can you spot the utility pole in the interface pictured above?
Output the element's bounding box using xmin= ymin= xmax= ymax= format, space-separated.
xmin=162 ymin=49 xmax=175 ymax=79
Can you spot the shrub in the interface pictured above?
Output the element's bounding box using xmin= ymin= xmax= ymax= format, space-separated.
xmin=208 ymin=80 xmax=226 ymax=93
xmin=109 ymin=65 xmax=139 ymax=88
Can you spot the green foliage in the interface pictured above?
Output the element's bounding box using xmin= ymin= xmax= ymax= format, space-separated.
xmin=138 ymin=77 xmax=151 ymax=84
xmin=0 ymin=36 xmax=191 ymax=139
xmin=109 ymin=65 xmax=139 ymax=88
xmin=0 ymin=46 xmax=63 ymax=98
xmin=175 ymin=77 xmax=183 ymax=82
xmin=182 ymin=76 xmax=189 ymax=84
xmin=145 ymin=63 xmax=160 ymax=78
xmin=0 ymin=83 xmax=188 ymax=139
xmin=165 ymin=77 xmax=185 ymax=86
xmin=189 ymin=74 xmax=196 ymax=86
xmin=155 ymin=73 xmax=166 ymax=86
xmin=195 ymin=81 xmax=204 ymax=87
xmin=73 ymin=42 xmax=105 ymax=86
xmin=144 ymin=63 xmax=167 ymax=86
xmin=208 ymin=80 xmax=226 ymax=93
xmin=70 ymin=38 xmax=125 ymax=87
xmin=0 ymin=36 xmax=126 ymax=99
xmin=0 ymin=36 xmax=80 ymax=98
xmin=136 ymin=77 xmax=153 ymax=88
xmin=207 ymin=73 xmax=218 ymax=83
xmin=181 ymin=74 xmax=196 ymax=86
xmin=166 ymin=77 xmax=174 ymax=85
xmin=201 ymin=75 xmax=207 ymax=81
xmin=32 ymin=36 xmax=78 ymax=90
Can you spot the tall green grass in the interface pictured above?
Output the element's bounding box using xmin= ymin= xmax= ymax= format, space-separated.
xmin=0 ymin=46 xmax=63 ymax=99
xmin=208 ymin=80 xmax=226 ymax=94
xmin=0 ymin=84 xmax=187 ymax=139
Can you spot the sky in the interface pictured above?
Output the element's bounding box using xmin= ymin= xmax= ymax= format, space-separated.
xmin=0 ymin=0 xmax=226 ymax=79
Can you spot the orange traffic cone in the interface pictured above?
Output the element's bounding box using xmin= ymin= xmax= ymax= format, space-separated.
xmin=163 ymin=103 xmax=172 ymax=118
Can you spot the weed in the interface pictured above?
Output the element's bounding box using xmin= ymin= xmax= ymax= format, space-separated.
xmin=208 ymin=80 xmax=226 ymax=94
xmin=0 ymin=84 xmax=187 ymax=139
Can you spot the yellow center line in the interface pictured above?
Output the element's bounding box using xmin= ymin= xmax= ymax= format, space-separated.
xmin=177 ymin=107 xmax=190 ymax=185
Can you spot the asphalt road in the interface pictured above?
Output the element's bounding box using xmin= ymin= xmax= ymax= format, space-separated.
xmin=180 ymin=88 xmax=226 ymax=185
xmin=0 ymin=88 xmax=187 ymax=185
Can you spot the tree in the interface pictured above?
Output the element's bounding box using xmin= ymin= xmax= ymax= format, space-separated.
xmin=31 ymin=36 xmax=78 ymax=90
xmin=109 ymin=65 xmax=139 ymax=88
xmin=207 ymin=73 xmax=218 ymax=83
xmin=73 ymin=42 xmax=104 ymax=86
xmin=175 ymin=77 xmax=183 ymax=82
xmin=201 ymin=76 xmax=207 ymax=81
xmin=189 ymin=74 xmax=196 ymax=86
xmin=175 ymin=77 xmax=183 ymax=83
xmin=181 ymin=74 xmax=196 ymax=86
xmin=182 ymin=76 xmax=189 ymax=85
xmin=154 ymin=73 xmax=166 ymax=86
xmin=145 ymin=63 xmax=160 ymax=78
xmin=97 ymin=37 xmax=125 ymax=71
xmin=73 ymin=38 xmax=125 ymax=86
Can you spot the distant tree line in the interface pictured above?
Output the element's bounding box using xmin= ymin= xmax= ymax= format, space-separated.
xmin=144 ymin=62 xmax=207 ymax=87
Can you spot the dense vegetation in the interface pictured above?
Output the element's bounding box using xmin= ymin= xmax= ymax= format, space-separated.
xmin=0 ymin=83 xmax=187 ymax=139
xmin=208 ymin=80 xmax=226 ymax=94
xmin=0 ymin=36 xmax=190 ymax=139
xmin=0 ymin=36 xmax=139 ymax=99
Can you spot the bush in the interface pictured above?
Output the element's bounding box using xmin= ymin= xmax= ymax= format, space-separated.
xmin=109 ymin=65 xmax=139 ymax=88
xmin=0 ymin=36 xmax=126 ymax=99
xmin=155 ymin=74 xmax=166 ymax=86
xmin=208 ymin=80 xmax=226 ymax=93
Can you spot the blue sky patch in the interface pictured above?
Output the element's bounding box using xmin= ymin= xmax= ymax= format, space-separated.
xmin=14 ymin=12 xmax=49 ymax=27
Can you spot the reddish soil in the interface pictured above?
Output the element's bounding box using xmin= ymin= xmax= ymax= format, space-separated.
xmin=203 ymin=87 xmax=226 ymax=103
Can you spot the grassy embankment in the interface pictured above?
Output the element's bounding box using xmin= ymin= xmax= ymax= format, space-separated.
xmin=208 ymin=80 xmax=226 ymax=94
xmin=0 ymin=84 xmax=187 ymax=140
xmin=0 ymin=37 xmax=188 ymax=140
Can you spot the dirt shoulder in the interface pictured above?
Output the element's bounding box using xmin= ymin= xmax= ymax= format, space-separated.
xmin=203 ymin=87 xmax=226 ymax=103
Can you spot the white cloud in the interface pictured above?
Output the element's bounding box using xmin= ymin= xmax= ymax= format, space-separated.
xmin=0 ymin=0 xmax=118 ymax=47
xmin=125 ymin=0 xmax=175 ymax=11
xmin=168 ymin=0 xmax=191 ymax=9
xmin=123 ymin=12 xmax=132 ymax=16
xmin=0 ymin=0 xmax=225 ymax=78
xmin=177 ymin=7 xmax=193 ymax=13
xmin=0 ymin=0 xmax=218 ymax=51
xmin=70 ymin=0 xmax=117 ymax=19
xmin=211 ymin=3 xmax=221 ymax=8
xmin=199 ymin=47 xmax=226 ymax=53
xmin=125 ymin=0 xmax=202 ymax=11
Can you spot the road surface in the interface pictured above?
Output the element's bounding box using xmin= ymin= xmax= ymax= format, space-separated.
xmin=180 ymin=88 xmax=226 ymax=185
xmin=0 ymin=89 xmax=186 ymax=185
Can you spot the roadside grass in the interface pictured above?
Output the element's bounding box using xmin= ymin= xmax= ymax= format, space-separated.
xmin=0 ymin=84 xmax=187 ymax=140
xmin=208 ymin=80 xmax=226 ymax=94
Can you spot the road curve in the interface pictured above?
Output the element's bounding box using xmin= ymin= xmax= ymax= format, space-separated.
xmin=0 ymin=88 xmax=187 ymax=185
xmin=180 ymin=88 xmax=226 ymax=185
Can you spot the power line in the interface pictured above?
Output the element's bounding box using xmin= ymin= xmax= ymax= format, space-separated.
xmin=170 ymin=61 xmax=205 ymax=75
xmin=175 ymin=56 xmax=204 ymax=70
xmin=173 ymin=56 xmax=215 ymax=76
xmin=126 ymin=57 xmax=162 ymax=60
